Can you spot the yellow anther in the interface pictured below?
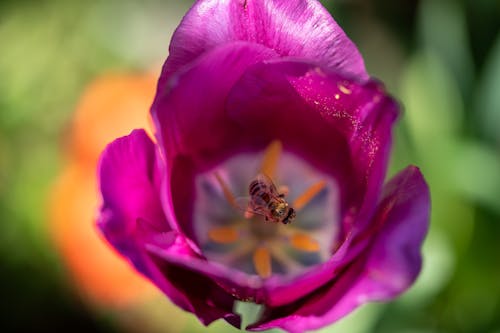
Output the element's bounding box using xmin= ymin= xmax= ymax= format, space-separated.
xmin=208 ymin=226 xmax=239 ymax=244
xmin=253 ymin=246 xmax=272 ymax=278
xmin=290 ymin=233 xmax=320 ymax=252
xmin=260 ymin=140 xmax=282 ymax=179
xmin=214 ymin=172 xmax=237 ymax=207
xmin=293 ymin=180 xmax=326 ymax=211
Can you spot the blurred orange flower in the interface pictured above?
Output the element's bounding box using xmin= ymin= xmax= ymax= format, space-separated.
xmin=49 ymin=73 xmax=157 ymax=307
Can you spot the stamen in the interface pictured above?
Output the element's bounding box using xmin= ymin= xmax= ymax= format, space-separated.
xmin=208 ymin=226 xmax=239 ymax=244
xmin=253 ymin=246 xmax=272 ymax=278
xmin=197 ymin=146 xmax=337 ymax=277
xmin=224 ymin=241 xmax=256 ymax=264
xmin=269 ymin=244 xmax=303 ymax=271
xmin=260 ymin=140 xmax=282 ymax=179
xmin=214 ymin=172 xmax=237 ymax=207
xmin=290 ymin=233 xmax=320 ymax=252
xmin=293 ymin=180 xmax=326 ymax=211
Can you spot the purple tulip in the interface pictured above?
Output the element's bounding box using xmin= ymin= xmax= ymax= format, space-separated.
xmin=97 ymin=0 xmax=430 ymax=332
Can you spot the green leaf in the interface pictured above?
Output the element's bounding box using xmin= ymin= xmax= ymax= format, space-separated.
xmin=451 ymin=141 xmax=500 ymax=213
xmin=418 ymin=0 xmax=475 ymax=98
xmin=476 ymin=34 xmax=500 ymax=144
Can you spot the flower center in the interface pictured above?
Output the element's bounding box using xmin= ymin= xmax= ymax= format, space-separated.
xmin=249 ymin=218 xmax=280 ymax=240
xmin=193 ymin=141 xmax=339 ymax=279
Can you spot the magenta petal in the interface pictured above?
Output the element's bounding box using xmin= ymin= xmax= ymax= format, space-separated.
xmin=98 ymin=129 xmax=168 ymax=272
xmin=227 ymin=59 xmax=398 ymax=229
xmin=248 ymin=166 xmax=430 ymax=332
xmin=160 ymin=0 xmax=367 ymax=83
xmin=151 ymin=42 xmax=276 ymax=239
xmin=146 ymin=232 xmax=242 ymax=328
xmin=152 ymin=41 xmax=276 ymax=163
xmin=145 ymin=240 xmax=267 ymax=305
xmin=97 ymin=130 xmax=240 ymax=327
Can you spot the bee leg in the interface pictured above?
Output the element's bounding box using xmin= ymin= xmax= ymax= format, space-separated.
xmin=278 ymin=185 xmax=289 ymax=197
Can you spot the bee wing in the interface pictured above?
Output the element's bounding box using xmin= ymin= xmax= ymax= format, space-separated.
xmin=234 ymin=196 xmax=251 ymax=211
xmin=234 ymin=196 xmax=267 ymax=218
xmin=255 ymin=173 xmax=274 ymax=187
xmin=255 ymin=173 xmax=282 ymax=198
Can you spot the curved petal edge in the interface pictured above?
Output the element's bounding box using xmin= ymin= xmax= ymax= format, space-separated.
xmin=97 ymin=129 xmax=241 ymax=328
xmin=159 ymin=0 xmax=367 ymax=88
xmin=248 ymin=166 xmax=430 ymax=332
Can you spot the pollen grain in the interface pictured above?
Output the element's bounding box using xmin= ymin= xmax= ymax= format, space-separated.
xmin=338 ymin=83 xmax=352 ymax=95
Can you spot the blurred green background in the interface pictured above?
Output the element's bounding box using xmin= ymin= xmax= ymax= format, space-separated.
xmin=0 ymin=0 xmax=499 ymax=332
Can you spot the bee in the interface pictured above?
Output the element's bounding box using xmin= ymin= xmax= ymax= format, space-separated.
xmin=242 ymin=173 xmax=296 ymax=224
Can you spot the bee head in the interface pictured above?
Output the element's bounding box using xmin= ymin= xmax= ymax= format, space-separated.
xmin=282 ymin=208 xmax=296 ymax=224
xmin=274 ymin=203 xmax=288 ymax=217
